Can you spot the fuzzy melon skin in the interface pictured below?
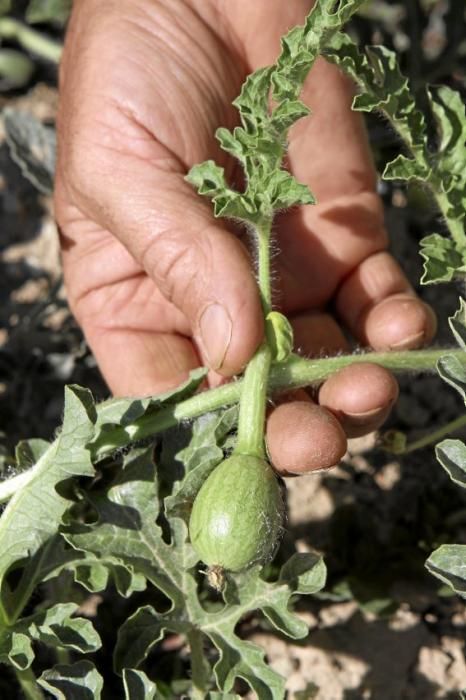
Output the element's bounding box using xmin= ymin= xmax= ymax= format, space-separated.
xmin=189 ymin=454 xmax=283 ymax=572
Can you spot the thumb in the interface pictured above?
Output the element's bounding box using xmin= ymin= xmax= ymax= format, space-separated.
xmin=64 ymin=141 xmax=263 ymax=376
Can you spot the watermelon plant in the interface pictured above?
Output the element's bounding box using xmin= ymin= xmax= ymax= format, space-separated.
xmin=0 ymin=0 xmax=466 ymax=697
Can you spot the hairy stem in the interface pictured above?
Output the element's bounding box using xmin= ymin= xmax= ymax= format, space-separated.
xmin=0 ymin=347 xmax=463 ymax=504
xmin=256 ymin=219 xmax=273 ymax=313
xmin=89 ymin=349 xmax=466 ymax=456
xmin=0 ymin=18 xmax=62 ymax=63
xmin=385 ymin=415 xmax=466 ymax=455
xmin=234 ymin=343 xmax=272 ymax=458
xmin=234 ymin=218 xmax=273 ymax=458
xmin=14 ymin=667 xmax=45 ymax=700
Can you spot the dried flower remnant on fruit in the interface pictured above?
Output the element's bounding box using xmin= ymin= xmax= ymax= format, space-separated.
xmin=206 ymin=565 xmax=226 ymax=592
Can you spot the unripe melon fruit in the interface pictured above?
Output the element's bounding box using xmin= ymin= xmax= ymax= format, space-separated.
xmin=189 ymin=454 xmax=284 ymax=573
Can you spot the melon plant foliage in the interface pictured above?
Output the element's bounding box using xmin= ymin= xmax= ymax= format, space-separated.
xmin=426 ymin=301 xmax=466 ymax=595
xmin=0 ymin=0 xmax=466 ymax=698
xmin=0 ymin=376 xmax=326 ymax=699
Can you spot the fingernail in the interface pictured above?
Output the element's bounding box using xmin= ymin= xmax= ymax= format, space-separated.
xmin=342 ymin=406 xmax=386 ymax=422
xmin=199 ymin=303 xmax=232 ymax=371
xmin=340 ymin=401 xmax=394 ymax=429
xmin=389 ymin=330 xmax=425 ymax=351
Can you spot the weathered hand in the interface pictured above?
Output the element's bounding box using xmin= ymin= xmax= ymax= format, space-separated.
xmin=55 ymin=0 xmax=436 ymax=474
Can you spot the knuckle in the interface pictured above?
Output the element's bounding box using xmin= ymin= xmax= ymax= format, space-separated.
xmin=142 ymin=229 xmax=212 ymax=307
xmin=142 ymin=228 xmax=213 ymax=308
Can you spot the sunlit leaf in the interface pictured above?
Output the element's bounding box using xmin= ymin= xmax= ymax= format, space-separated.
xmin=38 ymin=661 xmax=104 ymax=699
xmin=123 ymin=668 xmax=157 ymax=700
xmin=426 ymin=545 xmax=466 ymax=598
xmin=436 ymin=439 xmax=466 ymax=489
xmin=187 ymin=0 xmax=364 ymax=223
xmin=419 ymin=234 xmax=466 ymax=285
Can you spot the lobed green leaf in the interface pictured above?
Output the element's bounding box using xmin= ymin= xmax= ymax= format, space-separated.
xmin=123 ymin=668 xmax=157 ymax=700
xmin=38 ymin=661 xmax=104 ymax=699
xmin=429 ymin=303 xmax=466 ymax=600
xmin=448 ymin=300 xmax=466 ymax=351
xmin=325 ymin=38 xmax=429 ymax=166
xmin=0 ymin=371 xmax=206 ymax=686
xmin=64 ymin=447 xmax=195 ymax=611
xmin=426 ymin=545 xmax=466 ymax=599
xmin=88 ymin=367 xmax=207 ymax=456
xmin=436 ymin=439 xmax=466 ymax=489
xmin=429 ymin=85 xmax=466 ymax=222
xmin=270 ymin=99 xmax=310 ymax=134
xmin=233 ymin=67 xmax=274 ymax=133
xmin=437 ymin=355 xmax=466 ymax=403
xmin=264 ymin=171 xmax=315 ymax=210
xmin=114 ymin=606 xmax=170 ymax=673
xmin=0 ymin=631 xmax=33 ymax=671
xmin=419 ymin=234 xmax=466 ymax=285
xmin=62 ymin=440 xmax=325 ymax=697
xmin=165 ymin=407 xmax=237 ymax=521
xmin=0 ymin=386 xmax=96 ymax=622
xmin=0 ymin=603 xmax=100 ymax=670
xmin=326 ymin=33 xmax=466 ymax=272
xmin=187 ymin=0 xmax=365 ymax=225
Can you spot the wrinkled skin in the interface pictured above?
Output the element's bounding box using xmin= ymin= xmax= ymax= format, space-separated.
xmin=55 ymin=0 xmax=436 ymax=474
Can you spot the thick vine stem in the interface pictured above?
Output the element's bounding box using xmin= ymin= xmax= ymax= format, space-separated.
xmin=234 ymin=343 xmax=272 ymax=458
xmin=0 ymin=18 xmax=62 ymax=63
xmin=0 ymin=348 xmax=464 ymax=505
xmin=65 ymin=350 xmax=466 ymax=451
xmin=233 ymin=217 xmax=273 ymax=459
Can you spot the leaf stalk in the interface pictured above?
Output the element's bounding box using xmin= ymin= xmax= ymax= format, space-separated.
xmin=384 ymin=414 xmax=466 ymax=455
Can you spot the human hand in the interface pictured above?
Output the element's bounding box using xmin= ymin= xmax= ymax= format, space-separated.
xmin=54 ymin=0 xmax=436 ymax=474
